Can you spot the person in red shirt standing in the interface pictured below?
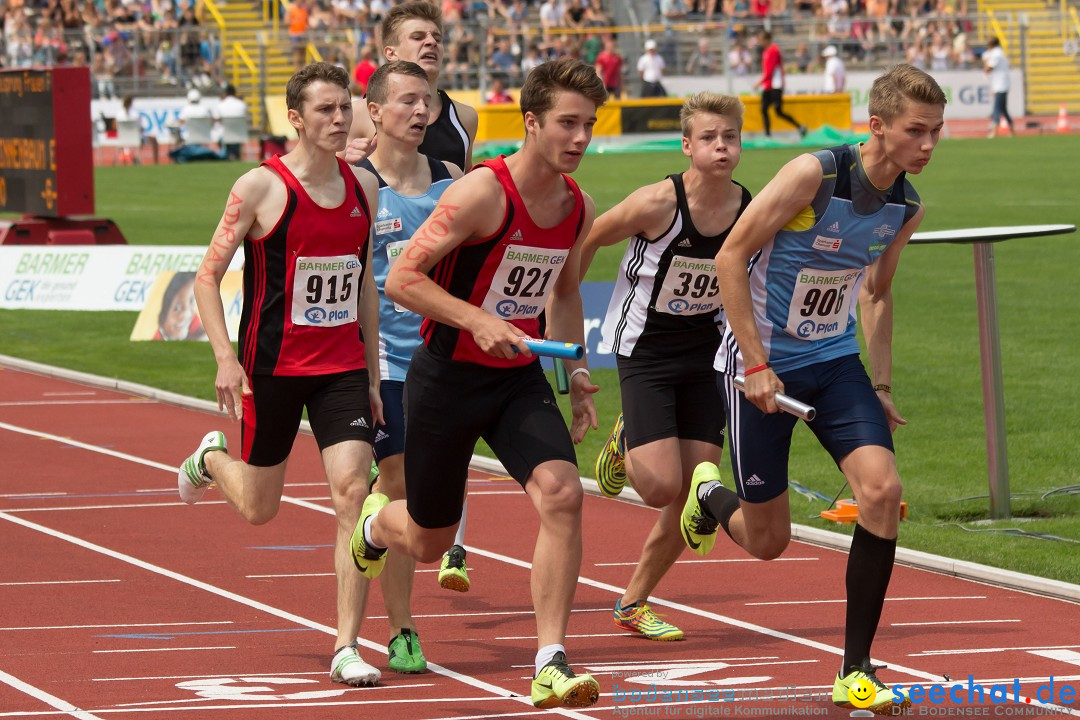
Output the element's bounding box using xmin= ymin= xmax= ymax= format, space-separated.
xmin=755 ymin=30 xmax=806 ymax=138
xmin=353 ymin=44 xmax=378 ymax=94
xmin=178 ymin=62 xmax=385 ymax=689
xmin=594 ymin=34 xmax=624 ymax=99
xmin=350 ymin=58 xmax=606 ymax=710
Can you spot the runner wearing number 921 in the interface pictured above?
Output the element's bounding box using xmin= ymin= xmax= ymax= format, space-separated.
xmin=682 ymin=64 xmax=946 ymax=714
xmin=349 ymin=58 xmax=606 ymax=710
xmin=177 ymin=62 xmax=385 ymax=688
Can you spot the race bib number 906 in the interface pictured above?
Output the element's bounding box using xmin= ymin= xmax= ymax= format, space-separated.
xmin=292 ymin=254 xmax=362 ymax=327
xmin=785 ymin=267 xmax=860 ymax=340
xmin=482 ymin=244 xmax=569 ymax=320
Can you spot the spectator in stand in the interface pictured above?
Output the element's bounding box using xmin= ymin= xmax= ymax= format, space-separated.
xmin=489 ymin=38 xmax=519 ymax=83
xmin=791 ymin=40 xmax=812 ymax=73
xmin=728 ymin=36 xmax=752 ymax=75
xmin=32 ymin=15 xmax=67 ymax=65
xmin=686 ymin=36 xmax=718 ymax=75
xmin=92 ymin=50 xmax=116 ymax=99
xmin=659 ymin=0 xmax=689 ymax=24
xmin=929 ymin=31 xmax=950 ymax=70
xmin=288 ymin=0 xmax=310 ymax=70
xmin=521 ymin=43 xmax=545 ymax=77
xmin=539 ymin=0 xmax=565 ymax=40
xmin=906 ymin=37 xmax=928 ymax=69
xmin=952 ymin=30 xmax=974 ymax=69
xmin=822 ymin=44 xmax=846 ymax=92
xmin=637 ymin=38 xmax=666 ymax=97
xmin=594 ymin=34 xmax=623 ymax=98
xmin=353 ymin=43 xmax=378 ymax=93
xmin=484 ymin=74 xmax=514 ymax=103
xmin=585 ymin=0 xmax=609 ymax=26
xmin=564 ymin=0 xmax=587 ymax=28
xmin=755 ymin=30 xmax=805 ymax=138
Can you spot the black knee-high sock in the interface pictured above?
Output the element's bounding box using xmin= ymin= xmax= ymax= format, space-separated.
xmin=699 ymin=482 xmax=741 ymax=538
xmin=842 ymin=523 xmax=896 ymax=674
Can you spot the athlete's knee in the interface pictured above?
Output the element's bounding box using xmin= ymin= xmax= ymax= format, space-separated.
xmin=241 ymin=496 xmax=282 ymax=525
xmin=411 ymin=528 xmax=457 ymax=564
xmin=535 ymin=469 xmax=584 ymax=515
xmin=747 ymin=530 xmax=790 ymax=561
xmin=632 ymin=471 xmax=682 ymax=508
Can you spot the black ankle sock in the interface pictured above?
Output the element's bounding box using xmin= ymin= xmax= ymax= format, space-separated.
xmin=700 ymin=482 xmax=741 ymax=538
xmin=842 ymin=523 xmax=897 ymax=673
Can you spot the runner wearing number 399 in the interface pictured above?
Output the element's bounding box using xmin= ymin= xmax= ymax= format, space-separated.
xmin=682 ymin=64 xmax=947 ymax=715
xmin=349 ymin=58 xmax=607 ymax=710
xmin=177 ymin=63 xmax=385 ymax=686
xmin=578 ymin=91 xmax=751 ymax=644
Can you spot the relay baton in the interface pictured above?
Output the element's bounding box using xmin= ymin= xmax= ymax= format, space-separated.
xmin=519 ymin=339 xmax=585 ymax=360
xmin=733 ymin=375 xmax=817 ymax=421
xmin=554 ymin=361 xmax=571 ymax=394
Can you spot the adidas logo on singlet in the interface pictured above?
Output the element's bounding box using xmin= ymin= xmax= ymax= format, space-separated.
xmin=377 ymin=206 xmax=392 ymax=219
xmin=350 ymin=206 xmax=363 ymax=218
xmin=826 ymin=221 xmax=840 ymax=233
xmin=678 ymin=239 xmax=692 ymax=248
xmin=509 ymin=229 xmax=523 ymax=242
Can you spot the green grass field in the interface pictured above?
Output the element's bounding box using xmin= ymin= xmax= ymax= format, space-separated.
xmin=3 ymin=134 xmax=1079 ymax=584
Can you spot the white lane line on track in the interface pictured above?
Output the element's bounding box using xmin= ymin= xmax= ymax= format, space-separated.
xmin=891 ymin=620 xmax=1020 ymax=626
xmin=366 ymin=607 xmax=613 ymax=621
xmin=4 ymin=419 xmax=1078 ymax=718
xmin=0 ymin=580 xmax=120 ymax=586
xmin=594 ymin=557 xmax=818 ymax=567
xmin=0 ymin=508 xmax=595 ymax=720
xmin=0 ymin=400 xmax=153 ymax=407
xmin=911 ymin=645 xmax=1080 ymax=657
xmin=747 ymin=595 xmax=988 ymax=606
xmin=0 ymin=622 xmax=233 ymax=632
xmin=92 ymin=647 xmax=236 ymax=654
xmin=0 ymin=668 xmax=105 ymax=720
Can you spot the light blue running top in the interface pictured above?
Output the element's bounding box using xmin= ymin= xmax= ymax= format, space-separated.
xmin=360 ymin=155 xmax=455 ymax=381
xmin=716 ymin=143 xmax=921 ymax=375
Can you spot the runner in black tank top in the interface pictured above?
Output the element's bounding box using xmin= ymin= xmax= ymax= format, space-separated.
xmin=418 ymin=88 xmax=471 ymax=170
xmin=577 ymin=92 xmax=751 ymax=644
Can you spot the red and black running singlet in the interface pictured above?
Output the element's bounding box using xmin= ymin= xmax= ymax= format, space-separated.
xmin=239 ymin=155 xmax=372 ymax=376
xmin=421 ymin=155 xmax=585 ymax=368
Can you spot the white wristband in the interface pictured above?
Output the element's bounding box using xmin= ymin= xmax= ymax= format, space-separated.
xmin=569 ymin=367 xmax=591 ymax=384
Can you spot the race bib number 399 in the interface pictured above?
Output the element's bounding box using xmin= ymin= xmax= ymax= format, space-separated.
xmin=654 ymin=256 xmax=721 ymax=315
xmin=292 ymin=254 xmax=361 ymax=327
xmin=785 ymin=267 xmax=860 ymax=340
xmin=482 ymin=244 xmax=569 ymax=320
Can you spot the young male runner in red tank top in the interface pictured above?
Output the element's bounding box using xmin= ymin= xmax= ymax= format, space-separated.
xmin=177 ymin=62 xmax=386 ymax=688
xmin=349 ymin=58 xmax=607 ymax=710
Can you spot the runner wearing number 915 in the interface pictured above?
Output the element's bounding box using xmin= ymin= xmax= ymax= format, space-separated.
xmin=349 ymin=58 xmax=605 ymax=709
xmin=577 ymin=92 xmax=751 ymax=643
xmin=682 ymin=64 xmax=946 ymax=715
xmin=177 ymin=62 xmax=386 ymax=688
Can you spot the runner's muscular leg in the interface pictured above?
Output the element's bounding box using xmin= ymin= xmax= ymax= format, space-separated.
xmin=323 ymin=439 xmax=374 ymax=650
xmin=525 ymin=459 xmax=584 ymax=649
xmin=203 ymin=453 xmax=287 ymax=525
xmin=729 ymin=492 xmax=792 ymax=561
xmin=625 ymin=436 xmax=684 ymax=508
xmin=839 ymin=445 xmax=902 ymax=539
xmin=376 ymin=453 xmax=418 ymax=635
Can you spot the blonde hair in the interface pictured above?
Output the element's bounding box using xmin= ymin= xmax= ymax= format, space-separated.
xmin=868 ymin=64 xmax=947 ymax=123
xmin=381 ymin=1 xmax=442 ymax=48
xmin=680 ymin=92 xmax=744 ymax=136
xmin=519 ymin=57 xmax=607 ymax=121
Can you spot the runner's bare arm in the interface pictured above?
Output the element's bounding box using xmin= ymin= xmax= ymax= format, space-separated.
xmin=859 ymin=203 xmax=923 ymax=431
xmin=715 ymin=153 xmax=820 ymax=413
xmin=354 ymin=168 xmax=384 ymax=426
xmin=549 ymin=193 xmax=599 ymax=442
xmin=194 ymin=168 xmax=278 ymax=420
xmin=385 ymin=168 xmax=527 ymax=358
xmin=578 ymin=180 xmax=675 ymax=282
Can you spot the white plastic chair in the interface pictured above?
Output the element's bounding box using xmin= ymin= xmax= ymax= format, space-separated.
xmin=184 ymin=115 xmax=214 ymax=145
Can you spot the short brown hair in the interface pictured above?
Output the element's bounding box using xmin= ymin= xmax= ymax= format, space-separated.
xmin=286 ymin=61 xmax=350 ymax=112
xmin=366 ymin=60 xmax=429 ymax=105
xmin=868 ymin=64 xmax=947 ymax=123
xmin=680 ymin=92 xmax=744 ymax=136
xmin=519 ymin=57 xmax=607 ymax=121
xmin=381 ymin=1 xmax=442 ymax=48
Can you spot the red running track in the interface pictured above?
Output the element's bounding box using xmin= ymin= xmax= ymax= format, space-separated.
xmin=1 ymin=363 xmax=1078 ymax=720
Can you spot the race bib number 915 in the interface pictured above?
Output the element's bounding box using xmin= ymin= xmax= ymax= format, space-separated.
xmin=482 ymin=244 xmax=569 ymax=320
xmin=292 ymin=254 xmax=361 ymax=327
xmin=785 ymin=267 xmax=860 ymax=340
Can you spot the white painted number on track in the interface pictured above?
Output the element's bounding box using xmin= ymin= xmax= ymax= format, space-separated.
xmin=176 ymin=677 xmax=347 ymax=701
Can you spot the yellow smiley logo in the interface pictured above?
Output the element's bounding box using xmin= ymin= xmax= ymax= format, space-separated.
xmin=848 ymin=678 xmax=876 ymax=709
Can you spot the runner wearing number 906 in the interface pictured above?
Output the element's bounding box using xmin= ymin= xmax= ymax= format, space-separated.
xmin=578 ymin=92 xmax=751 ymax=644
xmin=684 ymin=64 xmax=947 ymax=715
xmin=177 ymin=62 xmax=385 ymax=688
xmin=349 ymin=58 xmax=606 ymax=710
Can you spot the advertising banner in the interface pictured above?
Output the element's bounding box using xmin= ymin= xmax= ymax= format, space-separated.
xmin=130 ymin=270 xmax=243 ymax=341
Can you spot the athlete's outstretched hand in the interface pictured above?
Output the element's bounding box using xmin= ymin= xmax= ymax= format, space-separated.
xmin=568 ymin=371 xmax=599 ymax=444
xmin=877 ymin=390 xmax=907 ymax=433
xmin=369 ymin=384 xmax=385 ymax=429
xmin=341 ymin=133 xmax=377 ymax=165
xmin=215 ymin=356 xmax=251 ymax=421
xmin=744 ymin=367 xmax=785 ymax=415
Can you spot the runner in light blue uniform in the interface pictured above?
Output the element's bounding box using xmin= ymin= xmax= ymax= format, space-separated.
xmin=679 ymin=65 xmax=948 ymax=715
xmin=354 ymin=60 xmax=463 ymax=676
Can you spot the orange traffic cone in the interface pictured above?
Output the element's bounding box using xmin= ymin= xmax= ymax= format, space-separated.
xmin=1057 ymin=103 xmax=1069 ymax=133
